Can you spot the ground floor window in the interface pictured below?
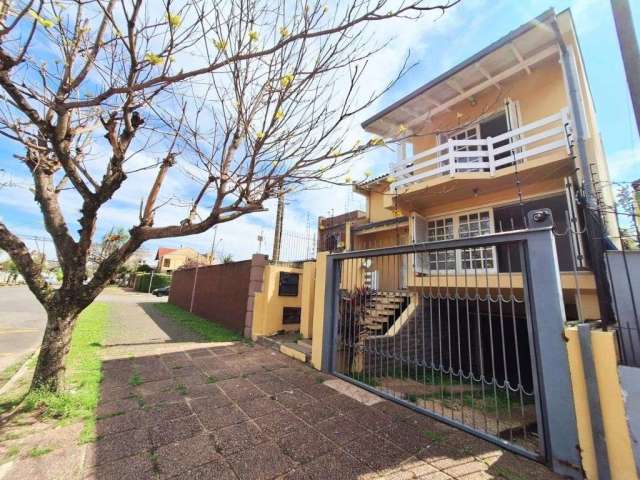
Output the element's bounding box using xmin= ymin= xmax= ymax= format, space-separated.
xmin=426 ymin=218 xmax=455 ymax=270
xmin=417 ymin=209 xmax=496 ymax=273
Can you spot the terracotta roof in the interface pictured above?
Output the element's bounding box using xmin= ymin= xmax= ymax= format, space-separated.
xmin=155 ymin=247 xmax=177 ymax=260
xmin=357 ymin=174 xmax=389 ymax=187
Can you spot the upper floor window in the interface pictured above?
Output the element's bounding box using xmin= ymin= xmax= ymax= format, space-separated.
xmin=163 ymin=258 xmax=171 ymax=267
xmin=437 ymin=104 xmax=518 ymax=173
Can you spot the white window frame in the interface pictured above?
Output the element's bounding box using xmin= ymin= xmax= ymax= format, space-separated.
xmin=437 ymin=124 xmax=483 ymax=175
xmin=415 ymin=208 xmax=497 ymax=274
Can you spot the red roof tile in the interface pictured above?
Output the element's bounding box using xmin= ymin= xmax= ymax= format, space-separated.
xmin=155 ymin=247 xmax=177 ymax=260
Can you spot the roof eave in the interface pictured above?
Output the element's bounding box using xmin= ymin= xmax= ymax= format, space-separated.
xmin=360 ymin=8 xmax=557 ymax=132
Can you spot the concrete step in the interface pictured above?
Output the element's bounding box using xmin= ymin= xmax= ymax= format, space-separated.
xmin=256 ymin=334 xmax=311 ymax=364
xmin=373 ymin=297 xmax=404 ymax=305
xmin=361 ymin=322 xmax=385 ymax=330
xmin=295 ymin=340 xmax=313 ymax=355
xmin=364 ymin=316 xmax=391 ymax=324
xmin=281 ymin=342 xmax=310 ymax=363
xmin=374 ymin=291 xmax=410 ymax=298
xmin=366 ymin=307 xmax=396 ymax=316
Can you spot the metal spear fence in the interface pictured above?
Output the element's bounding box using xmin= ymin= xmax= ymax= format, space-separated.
xmin=322 ymin=217 xmax=582 ymax=476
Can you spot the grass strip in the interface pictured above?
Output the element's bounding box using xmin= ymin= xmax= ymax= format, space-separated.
xmin=0 ymin=353 xmax=33 ymax=391
xmin=0 ymin=302 xmax=109 ymax=444
xmin=152 ymin=303 xmax=243 ymax=342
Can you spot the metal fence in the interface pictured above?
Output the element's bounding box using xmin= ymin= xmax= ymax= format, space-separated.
xmin=599 ymin=206 xmax=640 ymax=367
xmin=321 ymin=214 xmax=581 ymax=478
xmin=258 ymin=229 xmax=317 ymax=262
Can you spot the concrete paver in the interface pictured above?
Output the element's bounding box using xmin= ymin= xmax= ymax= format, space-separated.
xmin=1 ymin=290 xmax=562 ymax=479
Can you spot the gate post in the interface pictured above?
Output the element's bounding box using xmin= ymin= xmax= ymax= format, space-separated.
xmin=321 ymin=254 xmax=340 ymax=373
xmin=523 ymin=210 xmax=582 ymax=479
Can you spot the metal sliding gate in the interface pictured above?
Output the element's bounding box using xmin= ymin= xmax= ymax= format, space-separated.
xmin=321 ymin=211 xmax=582 ymax=479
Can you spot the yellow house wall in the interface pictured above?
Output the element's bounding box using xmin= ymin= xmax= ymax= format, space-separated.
xmin=565 ymin=328 xmax=637 ymax=479
xmin=353 ymin=228 xmax=410 ymax=291
xmin=411 ymin=59 xmax=568 ymax=155
xmin=159 ymin=248 xmax=212 ymax=271
xmin=251 ymin=264 xmax=304 ymax=338
xmin=367 ymin=190 xmax=397 ymax=223
xmin=413 ymin=179 xmax=566 ymax=219
xmin=300 ymin=261 xmax=316 ymax=339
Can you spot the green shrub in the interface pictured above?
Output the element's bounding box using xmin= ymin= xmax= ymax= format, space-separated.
xmin=135 ymin=273 xmax=171 ymax=292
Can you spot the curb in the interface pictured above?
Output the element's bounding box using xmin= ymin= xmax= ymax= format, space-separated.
xmin=0 ymin=351 xmax=36 ymax=397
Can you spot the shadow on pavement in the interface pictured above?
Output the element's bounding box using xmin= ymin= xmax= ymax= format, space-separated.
xmin=84 ymin=341 xmax=562 ymax=480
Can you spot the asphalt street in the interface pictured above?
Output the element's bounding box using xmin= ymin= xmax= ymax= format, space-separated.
xmin=0 ymin=286 xmax=46 ymax=372
xmin=0 ymin=286 xmax=167 ymax=373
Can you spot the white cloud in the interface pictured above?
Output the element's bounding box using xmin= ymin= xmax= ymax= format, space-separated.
xmin=606 ymin=146 xmax=640 ymax=183
xmin=0 ymin=1 xmax=541 ymax=265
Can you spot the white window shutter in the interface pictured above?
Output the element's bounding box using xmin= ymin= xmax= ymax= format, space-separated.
xmin=411 ymin=213 xmax=428 ymax=274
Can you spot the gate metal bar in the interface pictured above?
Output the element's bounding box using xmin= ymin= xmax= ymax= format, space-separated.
xmin=321 ymin=220 xmax=582 ymax=479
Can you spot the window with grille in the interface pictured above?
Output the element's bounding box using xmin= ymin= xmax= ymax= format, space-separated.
xmin=459 ymin=211 xmax=495 ymax=270
xmin=421 ymin=210 xmax=496 ymax=272
xmin=426 ymin=218 xmax=456 ymax=271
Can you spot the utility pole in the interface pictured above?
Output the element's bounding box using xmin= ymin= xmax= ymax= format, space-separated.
xmin=611 ymin=0 xmax=640 ymax=134
xmin=272 ymin=185 xmax=285 ymax=261
xmin=209 ymin=227 xmax=218 ymax=264
xmin=257 ymin=229 xmax=264 ymax=253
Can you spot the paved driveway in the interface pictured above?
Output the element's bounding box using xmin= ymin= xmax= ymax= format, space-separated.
xmin=85 ymin=295 xmax=559 ymax=480
xmin=0 ymin=291 xmax=561 ymax=479
xmin=0 ymin=286 xmax=46 ymax=371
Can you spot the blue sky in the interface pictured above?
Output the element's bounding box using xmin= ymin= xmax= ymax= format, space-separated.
xmin=0 ymin=0 xmax=638 ymax=264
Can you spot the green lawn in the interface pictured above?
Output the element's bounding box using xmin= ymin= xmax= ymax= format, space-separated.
xmin=0 ymin=302 xmax=109 ymax=443
xmin=152 ymin=303 xmax=243 ymax=342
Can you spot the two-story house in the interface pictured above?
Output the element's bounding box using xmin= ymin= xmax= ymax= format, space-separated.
xmin=342 ymin=7 xmax=616 ymax=325
xmin=155 ymin=247 xmax=213 ymax=273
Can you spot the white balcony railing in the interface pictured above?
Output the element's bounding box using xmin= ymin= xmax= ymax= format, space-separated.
xmin=389 ymin=108 xmax=572 ymax=191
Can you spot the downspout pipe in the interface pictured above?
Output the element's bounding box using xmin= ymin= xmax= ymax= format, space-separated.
xmin=551 ymin=17 xmax=596 ymax=207
xmin=552 ymin=18 xmax=617 ymax=327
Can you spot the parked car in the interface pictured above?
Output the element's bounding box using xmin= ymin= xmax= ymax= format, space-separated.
xmin=152 ymin=286 xmax=170 ymax=297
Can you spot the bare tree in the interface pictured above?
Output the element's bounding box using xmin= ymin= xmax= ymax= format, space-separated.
xmin=0 ymin=0 xmax=458 ymax=392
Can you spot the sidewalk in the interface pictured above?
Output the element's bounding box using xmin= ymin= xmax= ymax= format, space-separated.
xmin=2 ymin=294 xmax=560 ymax=479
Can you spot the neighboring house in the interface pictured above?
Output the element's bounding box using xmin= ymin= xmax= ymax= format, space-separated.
xmin=317 ymin=210 xmax=367 ymax=253
xmin=155 ymin=247 xmax=213 ymax=273
xmin=341 ymin=8 xmax=616 ymax=323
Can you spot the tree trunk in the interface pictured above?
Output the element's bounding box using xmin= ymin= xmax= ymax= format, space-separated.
xmin=31 ymin=307 xmax=79 ymax=392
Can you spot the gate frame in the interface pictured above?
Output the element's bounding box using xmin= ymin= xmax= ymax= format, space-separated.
xmin=321 ymin=220 xmax=582 ymax=479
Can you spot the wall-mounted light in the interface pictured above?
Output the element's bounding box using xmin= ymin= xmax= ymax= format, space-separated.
xmin=469 ymin=95 xmax=477 ymax=106
xmin=473 ymin=187 xmax=479 ymax=197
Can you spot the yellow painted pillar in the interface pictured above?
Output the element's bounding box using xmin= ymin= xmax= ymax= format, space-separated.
xmin=591 ymin=331 xmax=637 ymax=479
xmin=565 ymin=327 xmax=638 ymax=479
xmin=565 ymin=327 xmax=598 ymax=479
xmin=300 ymin=261 xmax=316 ymax=339
xmin=311 ymin=252 xmax=328 ymax=370
xmin=345 ymin=221 xmax=352 ymax=251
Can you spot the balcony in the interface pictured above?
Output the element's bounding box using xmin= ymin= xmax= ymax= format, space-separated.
xmin=389 ymin=108 xmax=573 ymax=192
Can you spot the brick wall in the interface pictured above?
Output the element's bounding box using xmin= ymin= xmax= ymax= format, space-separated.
xmin=169 ymin=260 xmax=254 ymax=334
